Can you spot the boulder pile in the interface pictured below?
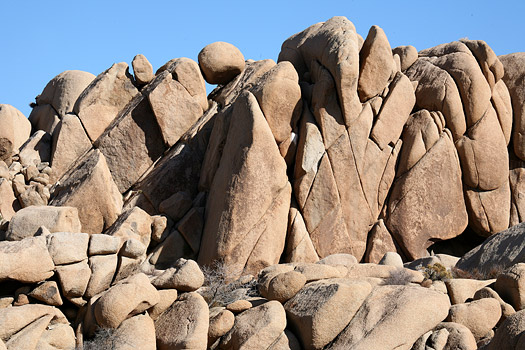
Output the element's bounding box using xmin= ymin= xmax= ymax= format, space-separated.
xmin=1 ymin=15 xmax=525 ymax=349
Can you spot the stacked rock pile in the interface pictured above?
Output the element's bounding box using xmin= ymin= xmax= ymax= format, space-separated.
xmin=1 ymin=15 xmax=525 ymax=349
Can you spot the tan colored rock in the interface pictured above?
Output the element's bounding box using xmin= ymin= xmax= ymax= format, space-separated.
xmin=50 ymin=113 xmax=92 ymax=181
xmin=110 ymin=313 xmax=156 ymax=350
xmin=495 ymin=263 xmax=525 ymax=311
xmin=84 ymin=254 xmax=118 ymax=298
xmin=283 ymin=207 xmax=319 ymax=263
xmin=95 ymin=95 xmax=166 ymax=193
xmin=447 ymin=298 xmax=501 ymax=339
xmin=484 ymin=309 xmax=525 ymax=350
xmin=445 ymin=278 xmax=495 ymax=305
xmin=166 ymin=57 xmax=208 ymax=112
xmin=46 ymin=231 xmax=89 ymax=265
xmin=0 ymin=236 xmax=54 ymax=283
xmin=28 ymin=104 xmax=60 ymax=135
xmin=419 ymin=42 xmax=492 ymax=128
xmin=144 ymin=70 xmax=203 ymax=148
xmin=251 ymin=61 xmax=302 ymax=143
xmin=151 ymin=215 xmax=170 ymax=242
xmin=198 ymin=41 xmax=245 ymax=85
xmin=318 ymin=253 xmax=358 ymax=267
xmin=95 ymin=273 xmax=159 ymax=329
xmin=18 ymin=130 xmax=51 ymax=167
xmin=474 ymin=286 xmax=516 ymax=324
xmin=392 ymin=45 xmax=418 ymax=71
xmin=266 ymin=271 xmax=306 ymax=303
xmin=405 ymin=58 xmax=466 ymax=140
xmin=49 ymin=149 xmax=123 ymax=234
xmin=432 ymin=322 xmax=477 ymax=350
xmin=327 ymin=285 xmax=450 ymax=350
xmin=177 ymin=207 xmax=205 ymax=254
xmin=226 ymin=299 xmax=252 ymax=313
xmin=0 ymin=304 xmax=68 ymax=343
xmin=364 ymin=220 xmax=398 ymax=264
xmin=500 ymin=53 xmax=525 ymax=160
xmin=198 ymin=92 xmax=290 ymax=277
xmin=147 ymin=288 xmax=178 ymax=321
xmin=36 ymin=322 xmax=76 ymax=350
xmin=285 ymin=279 xmax=371 ymax=349
xmin=208 ymin=309 xmax=235 ymax=343
xmin=36 ymin=70 xmax=96 ymax=118
xmin=358 ymin=25 xmax=394 ymax=101
xmin=4 ymin=314 xmax=54 ymax=349
xmin=106 ymin=206 xmax=152 ymax=248
xmin=221 ymin=300 xmax=286 ymax=350
xmin=120 ymin=238 xmax=146 ymax=258
xmin=464 ymin=180 xmax=511 ymax=237
xmin=387 ymin=111 xmax=467 ymax=259
xmin=74 ymin=62 xmax=139 ymax=141
xmin=29 ymin=281 xmax=63 ymax=306
xmin=257 ymin=264 xmax=295 ymax=297
xmin=278 ymin=16 xmax=362 ymax=126
xmin=151 ymin=258 xmax=204 ymax=291
xmin=155 ymin=292 xmax=209 ymax=350
xmin=0 ymin=178 xmax=17 ymax=220
xmin=56 ymin=260 xmax=91 ymax=298
xmin=379 ymin=252 xmax=404 ymax=268
xmin=0 ymin=104 xmax=31 ymax=163
xmin=492 ymin=79 xmax=513 ymax=145
xmin=88 ymin=234 xmax=120 ymax=255
xmin=456 ymin=106 xmax=508 ymax=191
xmin=294 ymin=263 xmax=343 ymax=282
xmin=132 ymin=54 xmax=154 ymax=85
xmin=268 ymin=330 xmax=302 ymax=350
xmin=159 ymin=191 xmax=192 ymax=221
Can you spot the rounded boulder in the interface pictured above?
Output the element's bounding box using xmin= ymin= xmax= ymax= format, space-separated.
xmin=198 ymin=41 xmax=245 ymax=85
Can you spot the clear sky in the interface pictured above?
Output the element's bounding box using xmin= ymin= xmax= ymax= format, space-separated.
xmin=1 ymin=0 xmax=524 ymax=117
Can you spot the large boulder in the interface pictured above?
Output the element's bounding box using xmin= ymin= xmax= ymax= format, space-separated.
xmin=456 ymin=221 xmax=525 ymax=274
xmin=74 ymin=62 xmax=139 ymax=141
xmin=220 ymin=300 xmax=286 ymax=350
xmin=494 ymin=263 xmax=525 ymax=311
xmin=327 ymin=285 xmax=450 ymax=350
xmin=285 ymin=279 xmax=371 ymax=349
xmin=484 ymin=309 xmax=525 ymax=350
xmin=446 ymin=298 xmax=501 ymax=340
xmin=198 ymin=91 xmax=290 ymax=277
xmin=198 ymin=42 xmax=245 ymax=85
xmin=155 ymin=292 xmax=209 ymax=350
xmin=0 ymin=104 xmax=31 ymax=163
xmin=49 ymin=149 xmax=123 ymax=234
xmin=94 ymin=273 xmax=159 ymax=329
xmin=386 ymin=110 xmax=467 ymax=259
xmin=0 ymin=236 xmax=55 ymax=283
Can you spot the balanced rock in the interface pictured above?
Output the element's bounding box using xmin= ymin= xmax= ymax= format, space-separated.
xmin=0 ymin=104 xmax=31 ymax=163
xmin=198 ymin=42 xmax=245 ymax=85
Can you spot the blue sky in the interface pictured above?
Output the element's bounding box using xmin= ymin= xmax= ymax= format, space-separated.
xmin=1 ymin=1 xmax=524 ymax=117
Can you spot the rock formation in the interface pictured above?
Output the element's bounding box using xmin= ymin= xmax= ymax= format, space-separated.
xmin=1 ymin=15 xmax=525 ymax=349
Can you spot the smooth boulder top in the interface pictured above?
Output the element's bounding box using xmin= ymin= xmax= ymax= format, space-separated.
xmin=198 ymin=41 xmax=245 ymax=85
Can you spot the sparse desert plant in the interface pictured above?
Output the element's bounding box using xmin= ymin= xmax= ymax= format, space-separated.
xmin=451 ymin=265 xmax=506 ymax=280
xmin=82 ymin=328 xmax=118 ymax=350
xmin=383 ymin=268 xmax=414 ymax=285
xmin=420 ymin=263 xmax=452 ymax=281
xmin=199 ymin=260 xmax=259 ymax=307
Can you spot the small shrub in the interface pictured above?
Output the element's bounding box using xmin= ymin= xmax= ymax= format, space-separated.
xmin=383 ymin=268 xmax=414 ymax=285
xmin=451 ymin=265 xmax=506 ymax=280
xmin=82 ymin=328 xmax=118 ymax=350
xmin=200 ymin=261 xmax=259 ymax=307
xmin=420 ymin=263 xmax=452 ymax=281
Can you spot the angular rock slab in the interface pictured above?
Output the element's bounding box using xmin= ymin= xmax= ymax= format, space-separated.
xmin=386 ymin=111 xmax=468 ymax=259
xmin=198 ymin=91 xmax=290 ymax=277
xmin=327 ymin=285 xmax=450 ymax=350
xmin=94 ymin=94 xmax=166 ymax=193
xmin=221 ymin=300 xmax=286 ymax=350
xmin=74 ymin=62 xmax=139 ymax=142
xmin=0 ymin=236 xmax=54 ymax=283
xmin=285 ymin=279 xmax=371 ymax=349
xmin=50 ymin=149 xmax=123 ymax=234
xmin=500 ymin=53 xmax=525 ymax=160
